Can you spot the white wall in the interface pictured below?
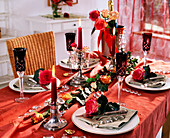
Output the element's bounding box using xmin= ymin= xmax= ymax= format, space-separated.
xmin=8 ymin=0 xmax=108 ymax=64
xmin=10 ymin=0 xmax=108 ymax=36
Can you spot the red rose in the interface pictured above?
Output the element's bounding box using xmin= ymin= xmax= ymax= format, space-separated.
xmin=94 ymin=18 xmax=107 ymax=30
xmin=71 ymin=42 xmax=77 ymax=47
xmin=52 ymin=0 xmax=60 ymax=4
xmin=132 ymin=68 xmax=145 ymax=81
xmin=64 ymin=12 xmax=69 ymax=18
xmin=39 ymin=70 xmax=52 ymax=85
xmin=89 ymin=10 xmax=100 ymax=21
xmin=85 ymin=99 xmax=99 ymax=117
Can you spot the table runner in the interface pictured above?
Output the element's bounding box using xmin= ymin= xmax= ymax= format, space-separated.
xmin=0 ymin=58 xmax=169 ymax=138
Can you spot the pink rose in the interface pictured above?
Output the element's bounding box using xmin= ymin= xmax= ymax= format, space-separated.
xmin=132 ymin=68 xmax=145 ymax=81
xmin=94 ymin=18 xmax=107 ymax=30
xmin=89 ymin=10 xmax=100 ymax=21
xmin=85 ymin=99 xmax=99 ymax=117
xmin=109 ymin=11 xmax=119 ymax=20
xmin=39 ymin=70 xmax=52 ymax=85
xmin=101 ymin=9 xmax=109 ymax=18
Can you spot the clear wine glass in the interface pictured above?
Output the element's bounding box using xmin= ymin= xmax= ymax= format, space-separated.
xmin=142 ymin=33 xmax=152 ymax=66
xmin=116 ymin=52 xmax=127 ymax=106
xmin=59 ymin=33 xmax=76 ymax=93
xmin=13 ymin=48 xmax=29 ymax=103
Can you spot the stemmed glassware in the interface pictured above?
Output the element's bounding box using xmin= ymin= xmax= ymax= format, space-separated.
xmin=142 ymin=33 xmax=152 ymax=66
xmin=59 ymin=33 xmax=76 ymax=93
xmin=13 ymin=48 xmax=29 ymax=103
xmin=109 ymin=41 xmax=115 ymax=71
xmin=116 ymin=52 xmax=127 ymax=106
xmin=65 ymin=32 xmax=76 ymax=74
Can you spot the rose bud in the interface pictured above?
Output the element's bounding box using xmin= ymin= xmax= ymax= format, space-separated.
xmin=90 ymin=82 xmax=97 ymax=89
xmin=100 ymin=75 xmax=111 ymax=84
xmin=70 ymin=42 xmax=77 ymax=48
xmin=64 ymin=12 xmax=69 ymax=18
xmin=31 ymin=112 xmax=44 ymax=124
xmin=62 ymin=93 xmax=72 ymax=101
xmin=101 ymin=9 xmax=109 ymax=18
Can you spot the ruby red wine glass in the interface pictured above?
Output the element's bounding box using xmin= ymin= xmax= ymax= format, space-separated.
xmin=65 ymin=32 xmax=76 ymax=52
xmin=116 ymin=52 xmax=127 ymax=106
xmin=65 ymin=32 xmax=76 ymax=74
xmin=13 ymin=48 xmax=29 ymax=103
xmin=142 ymin=33 xmax=152 ymax=66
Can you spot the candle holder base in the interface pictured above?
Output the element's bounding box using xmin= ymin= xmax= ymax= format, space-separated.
xmin=70 ymin=75 xmax=87 ymax=87
xmin=108 ymin=56 xmax=115 ymax=71
xmin=44 ymin=118 xmax=67 ymax=131
xmin=44 ymin=105 xmax=67 ymax=131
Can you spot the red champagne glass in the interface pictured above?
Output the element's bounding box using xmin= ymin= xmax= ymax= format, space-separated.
xmin=13 ymin=48 xmax=29 ymax=103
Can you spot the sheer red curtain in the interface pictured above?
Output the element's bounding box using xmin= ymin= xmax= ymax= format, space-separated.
xmin=115 ymin=0 xmax=170 ymax=61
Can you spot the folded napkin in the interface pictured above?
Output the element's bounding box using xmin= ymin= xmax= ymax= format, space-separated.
xmin=14 ymin=76 xmax=50 ymax=91
xmin=129 ymin=75 xmax=166 ymax=88
xmin=77 ymin=107 xmax=137 ymax=129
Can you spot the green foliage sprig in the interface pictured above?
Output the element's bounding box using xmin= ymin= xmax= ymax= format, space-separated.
xmin=126 ymin=51 xmax=138 ymax=74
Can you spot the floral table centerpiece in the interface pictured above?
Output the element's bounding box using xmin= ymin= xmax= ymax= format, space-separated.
xmin=51 ymin=0 xmax=73 ymax=18
xmin=89 ymin=9 xmax=120 ymax=56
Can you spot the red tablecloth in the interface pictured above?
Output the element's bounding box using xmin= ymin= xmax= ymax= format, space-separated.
xmin=0 ymin=59 xmax=169 ymax=138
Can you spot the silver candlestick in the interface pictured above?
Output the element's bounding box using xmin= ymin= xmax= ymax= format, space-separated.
xmin=44 ymin=103 xmax=67 ymax=131
xmin=70 ymin=51 xmax=88 ymax=87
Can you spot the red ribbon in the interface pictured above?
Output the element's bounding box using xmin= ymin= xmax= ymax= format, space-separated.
xmin=97 ymin=29 xmax=118 ymax=54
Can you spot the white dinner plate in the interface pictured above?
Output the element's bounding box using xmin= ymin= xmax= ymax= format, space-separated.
xmin=9 ymin=75 xmax=60 ymax=93
xmin=125 ymin=75 xmax=170 ymax=91
xmin=59 ymin=58 xmax=100 ymax=70
xmin=72 ymin=106 xmax=139 ymax=135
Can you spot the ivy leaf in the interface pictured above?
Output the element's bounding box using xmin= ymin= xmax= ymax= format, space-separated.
xmin=86 ymin=78 xmax=95 ymax=83
xmin=143 ymin=65 xmax=151 ymax=79
xmin=66 ymin=98 xmax=73 ymax=105
xmin=33 ymin=68 xmax=44 ymax=83
xmin=105 ymin=102 xmax=120 ymax=112
xmin=95 ymin=74 xmax=100 ymax=80
xmin=97 ymin=95 xmax=108 ymax=113
xmin=98 ymin=83 xmax=108 ymax=92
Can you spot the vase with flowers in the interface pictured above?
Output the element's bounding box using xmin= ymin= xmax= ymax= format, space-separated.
xmin=51 ymin=0 xmax=73 ymax=18
xmin=89 ymin=8 xmax=120 ymax=57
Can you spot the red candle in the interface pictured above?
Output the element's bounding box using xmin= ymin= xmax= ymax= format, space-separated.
xmin=111 ymin=35 xmax=116 ymax=56
xmin=78 ymin=19 xmax=83 ymax=50
xmin=51 ymin=65 xmax=57 ymax=106
xmin=111 ymin=27 xmax=116 ymax=56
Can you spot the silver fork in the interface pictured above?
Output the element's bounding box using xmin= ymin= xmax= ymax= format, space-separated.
xmin=80 ymin=115 xmax=125 ymax=128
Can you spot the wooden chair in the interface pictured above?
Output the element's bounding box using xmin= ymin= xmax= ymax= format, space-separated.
xmin=6 ymin=31 xmax=56 ymax=78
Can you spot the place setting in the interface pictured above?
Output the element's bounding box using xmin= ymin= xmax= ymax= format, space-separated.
xmin=9 ymin=48 xmax=61 ymax=95
xmin=125 ymin=33 xmax=170 ymax=92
